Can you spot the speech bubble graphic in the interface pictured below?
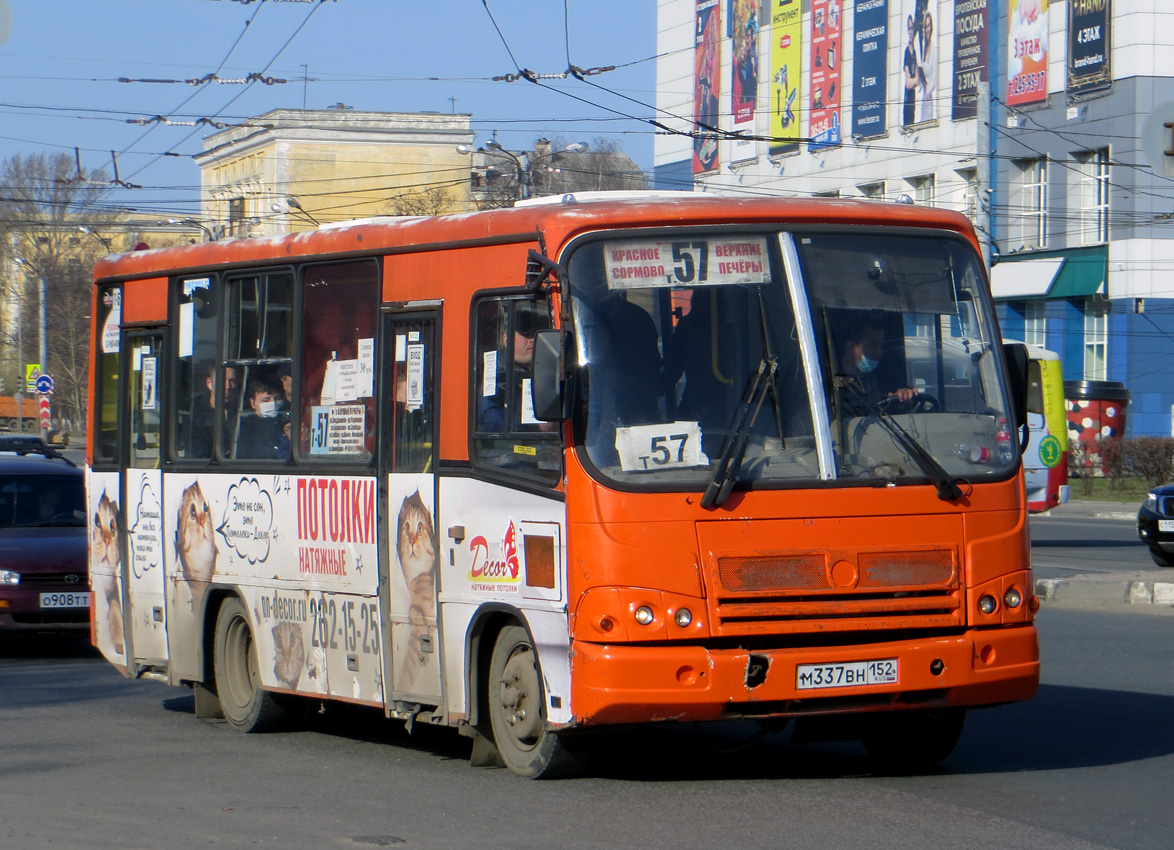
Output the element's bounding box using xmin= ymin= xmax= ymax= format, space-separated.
xmin=129 ymin=478 xmax=162 ymax=579
xmin=217 ymin=478 xmax=275 ymax=565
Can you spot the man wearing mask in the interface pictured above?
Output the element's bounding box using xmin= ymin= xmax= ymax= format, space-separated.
xmin=838 ymin=319 xmax=917 ymax=415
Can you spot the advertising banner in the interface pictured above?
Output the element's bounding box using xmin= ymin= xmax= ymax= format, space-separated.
xmin=693 ymin=0 xmax=721 ymax=174
xmin=1068 ymin=0 xmax=1111 ymax=96
xmin=808 ymin=0 xmax=842 ymax=149
xmin=901 ymin=0 xmax=940 ymax=127
xmin=952 ymin=0 xmax=989 ymax=120
xmin=1007 ymin=0 xmax=1048 ymax=106
xmin=768 ymin=0 xmax=802 ymax=156
xmin=851 ymin=0 xmax=888 ymax=138
xmin=731 ymin=0 xmax=760 ymax=125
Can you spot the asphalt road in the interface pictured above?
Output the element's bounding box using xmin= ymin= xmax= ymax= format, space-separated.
xmin=1029 ymin=512 xmax=1151 ymax=581
xmin=3 ymin=604 xmax=1173 ymax=850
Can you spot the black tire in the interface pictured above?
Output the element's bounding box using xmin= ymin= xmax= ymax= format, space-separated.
xmin=1150 ymin=547 xmax=1174 ymax=568
xmin=487 ymin=624 xmax=584 ymax=779
xmin=213 ymin=597 xmax=293 ymax=732
xmin=861 ymin=708 xmax=965 ymax=774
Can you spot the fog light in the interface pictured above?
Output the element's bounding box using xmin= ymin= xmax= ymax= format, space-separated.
xmin=1004 ymin=588 xmax=1023 ymax=608
xmin=0 ymin=569 xmax=20 ymax=585
xmin=674 ymin=608 xmax=693 ymax=628
xmin=634 ymin=606 xmax=654 ymax=626
xmin=979 ymin=594 xmax=998 ymax=615
xmin=597 ymin=616 xmax=614 ymax=633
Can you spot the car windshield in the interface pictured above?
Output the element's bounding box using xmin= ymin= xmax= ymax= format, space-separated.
xmin=566 ymin=228 xmax=1016 ymax=493
xmin=0 ymin=474 xmax=86 ymax=528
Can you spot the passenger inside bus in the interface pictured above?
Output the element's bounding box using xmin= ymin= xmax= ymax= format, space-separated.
xmin=477 ymin=308 xmax=548 ymax=433
xmin=187 ymin=360 xmax=238 ymax=458
xmin=235 ymin=374 xmax=290 ymax=460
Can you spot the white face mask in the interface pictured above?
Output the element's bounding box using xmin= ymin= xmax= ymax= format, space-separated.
xmin=256 ymin=399 xmax=280 ymax=419
xmin=855 ymin=354 xmax=881 ymax=374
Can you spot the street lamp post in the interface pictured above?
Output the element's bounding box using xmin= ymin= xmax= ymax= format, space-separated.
xmin=460 ymin=140 xmax=590 ymax=203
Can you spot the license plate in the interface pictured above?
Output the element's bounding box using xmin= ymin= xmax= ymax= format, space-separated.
xmin=40 ymin=592 xmax=91 ymax=609
xmin=796 ymin=658 xmax=898 ymax=690
xmin=1159 ymin=520 xmax=1174 ymax=532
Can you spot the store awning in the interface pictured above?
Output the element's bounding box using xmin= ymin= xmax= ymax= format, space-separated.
xmin=990 ymin=246 xmax=1108 ymax=301
xmin=990 ymin=257 xmax=1063 ymax=299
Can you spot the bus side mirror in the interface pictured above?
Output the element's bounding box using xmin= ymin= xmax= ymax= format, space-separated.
xmin=1003 ymin=342 xmax=1030 ymax=436
xmin=531 ymin=329 xmax=572 ymax=422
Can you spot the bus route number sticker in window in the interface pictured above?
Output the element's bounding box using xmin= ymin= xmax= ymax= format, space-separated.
xmin=615 ymin=422 xmax=709 ymax=472
xmin=603 ymin=236 xmax=770 ymax=290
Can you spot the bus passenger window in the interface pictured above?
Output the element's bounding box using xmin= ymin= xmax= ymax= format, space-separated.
xmin=471 ymin=297 xmax=561 ymax=484
xmin=173 ymin=276 xmax=222 ymax=460
xmin=93 ymin=286 xmax=121 ymax=464
xmin=299 ymin=261 xmax=379 ymax=462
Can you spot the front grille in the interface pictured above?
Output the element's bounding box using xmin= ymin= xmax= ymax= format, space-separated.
xmin=21 ymin=572 xmax=88 ymax=588
xmin=1160 ymin=496 xmax=1174 ymax=518
xmin=707 ymin=548 xmax=963 ymax=637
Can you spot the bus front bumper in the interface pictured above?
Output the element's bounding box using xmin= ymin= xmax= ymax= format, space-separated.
xmin=568 ymin=625 xmax=1038 ymax=726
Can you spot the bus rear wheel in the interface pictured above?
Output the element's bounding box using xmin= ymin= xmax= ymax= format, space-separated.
xmin=861 ymin=708 xmax=965 ymax=773
xmin=214 ymin=597 xmax=293 ymax=733
xmin=487 ymin=624 xmax=583 ymax=779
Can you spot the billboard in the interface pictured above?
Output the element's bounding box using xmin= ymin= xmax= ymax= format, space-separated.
xmin=851 ymin=0 xmax=888 ymax=138
xmin=1007 ymin=0 xmax=1048 ymax=106
xmin=768 ymin=0 xmax=802 ymax=156
xmin=952 ymin=0 xmax=990 ymax=120
xmin=808 ymin=0 xmax=842 ymax=149
xmin=901 ymin=0 xmax=940 ymax=127
xmin=693 ymin=0 xmax=721 ymax=174
xmin=731 ymin=0 xmax=760 ymax=125
xmin=1068 ymin=0 xmax=1111 ymax=96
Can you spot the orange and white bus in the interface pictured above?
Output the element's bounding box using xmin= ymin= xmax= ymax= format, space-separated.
xmin=88 ymin=194 xmax=1038 ymax=777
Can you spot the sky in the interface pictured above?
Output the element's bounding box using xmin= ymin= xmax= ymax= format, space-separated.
xmin=0 ymin=0 xmax=658 ymax=219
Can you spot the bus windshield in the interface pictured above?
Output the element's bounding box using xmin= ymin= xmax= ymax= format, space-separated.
xmin=567 ymin=228 xmax=1016 ymax=492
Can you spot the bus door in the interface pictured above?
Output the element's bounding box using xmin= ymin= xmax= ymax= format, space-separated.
xmin=381 ymin=308 xmax=443 ymax=706
xmin=121 ymin=329 xmax=169 ymax=671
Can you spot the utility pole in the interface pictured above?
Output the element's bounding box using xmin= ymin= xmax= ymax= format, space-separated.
xmin=977 ymin=81 xmax=994 ymax=269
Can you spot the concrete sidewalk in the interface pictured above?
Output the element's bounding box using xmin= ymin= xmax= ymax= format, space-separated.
xmin=1030 ymin=498 xmax=1174 ymax=611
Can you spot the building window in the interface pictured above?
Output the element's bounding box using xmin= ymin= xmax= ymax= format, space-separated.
xmin=1012 ymin=158 xmax=1048 ymax=249
xmin=227 ymin=198 xmax=246 ymax=237
xmin=957 ymin=168 xmax=978 ymax=224
xmin=858 ymin=181 xmax=885 ymax=201
xmin=1024 ymin=300 xmax=1046 ymax=347
xmin=1083 ymin=298 xmax=1107 ymax=380
xmin=910 ymin=174 xmax=936 ymax=206
xmin=1078 ymin=148 xmax=1110 ymax=244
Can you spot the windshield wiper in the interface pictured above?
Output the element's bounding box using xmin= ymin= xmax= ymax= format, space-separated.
xmin=701 ymin=357 xmax=777 ymax=509
xmin=840 ymin=378 xmax=963 ymax=502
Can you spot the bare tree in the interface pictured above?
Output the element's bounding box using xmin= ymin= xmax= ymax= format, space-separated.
xmin=383 ymin=186 xmax=460 ymax=217
xmin=0 ymin=152 xmax=112 ymax=426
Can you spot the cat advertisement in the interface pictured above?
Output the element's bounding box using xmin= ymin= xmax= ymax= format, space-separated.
xmin=88 ymin=473 xmax=126 ymax=669
xmin=388 ymin=474 xmax=441 ymax=700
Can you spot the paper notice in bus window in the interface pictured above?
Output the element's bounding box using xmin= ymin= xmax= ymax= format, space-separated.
xmin=406 ymin=343 xmax=424 ymax=411
xmin=178 ymin=302 xmax=194 ymax=358
xmin=520 ymin=378 xmax=537 ymax=425
xmin=395 ymin=334 xmax=407 ymax=362
xmin=141 ymin=357 xmax=157 ymax=410
xmin=335 ymin=360 xmax=361 ymax=402
xmin=603 ymin=237 xmax=770 ymax=289
xmin=325 ymin=404 xmax=366 ymax=453
xmin=357 ymin=338 xmax=375 ymax=398
xmin=482 ymin=350 xmax=498 ymax=397
xmin=615 ymin=421 xmax=708 ymax=472
xmin=102 ymin=290 xmax=121 ymax=354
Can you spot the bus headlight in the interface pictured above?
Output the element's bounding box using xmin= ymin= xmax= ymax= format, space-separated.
xmin=674 ymin=608 xmax=693 ymax=628
xmin=1004 ymin=588 xmax=1023 ymax=608
xmin=978 ymin=594 xmax=998 ymax=615
xmin=634 ymin=606 xmax=654 ymax=626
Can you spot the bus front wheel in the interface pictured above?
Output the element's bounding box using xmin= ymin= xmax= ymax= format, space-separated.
xmin=861 ymin=707 xmax=965 ymax=773
xmin=487 ymin=624 xmax=583 ymax=779
xmin=214 ymin=597 xmax=293 ymax=733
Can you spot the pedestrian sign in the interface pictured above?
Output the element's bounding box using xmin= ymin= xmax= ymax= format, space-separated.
xmin=25 ymin=364 xmax=41 ymax=394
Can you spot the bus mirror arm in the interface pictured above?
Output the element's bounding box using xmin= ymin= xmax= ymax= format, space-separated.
xmin=525 ymin=249 xmax=564 ymax=291
xmin=532 ymin=329 xmax=573 ymax=421
xmin=1002 ymin=342 xmax=1030 ymax=446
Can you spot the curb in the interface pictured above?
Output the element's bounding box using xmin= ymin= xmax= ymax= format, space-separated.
xmin=1035 ymin=576 xmax=1174 ymax=608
